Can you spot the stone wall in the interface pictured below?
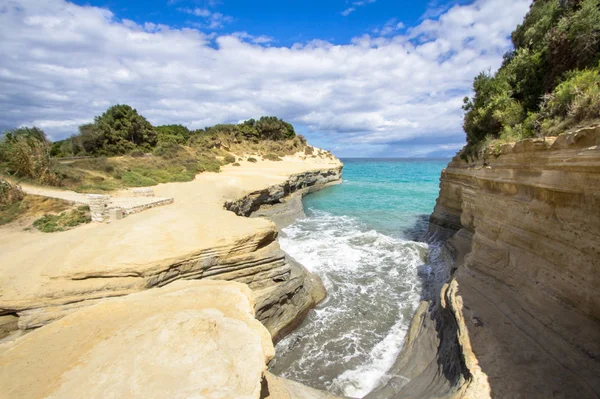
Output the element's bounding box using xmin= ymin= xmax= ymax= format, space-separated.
xmin=87 ymin=194 xmax=110 ymax=222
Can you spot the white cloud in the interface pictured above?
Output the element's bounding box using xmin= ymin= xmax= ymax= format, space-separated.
xmin=179 ymin=7 xmax=233 ymax=29
xmin=341 ymin=7 xmax=356 ymax=16
xmin=374 ymin=19 xmax=406 ymax=36
xmin=0 ymin=0 xmax=531 ymax=156
xmin=341 ymin=0 xmax=376 ymax=16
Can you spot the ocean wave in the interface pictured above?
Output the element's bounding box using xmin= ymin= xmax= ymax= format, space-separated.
xmin=271 ymin=209 xmax=429 ymax=396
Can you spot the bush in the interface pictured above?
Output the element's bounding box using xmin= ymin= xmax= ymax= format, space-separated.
xmin=304 ymin=146 xmax=314 ymax=155
xmin=153 ymin=142 xmax=183 ymax=159
xmin=121 ymin=171 xmax=157 ymax=187
xmin=223 ymin=154 xmax=236 ymax=164
xmin=247 ymin=157 xmax=258 ymax=163
xmin=0 ymin=127 xmax=59 ymax=185
xmin=0 ymin=180 xmax=24 ymax=207
xmin=543 ymin=66 xmax=600 ymax=122
xmin=197 ymin=154 xmax=221 ymax=173
xmin=130 ymin=149 xmax=145 ymax=158
xmin=33 ymin=206 xmax=91 ymax=233
xmin=264 ymin=153 xmax=283 ymax=161
xmin=462 ymin=0 xmax=600 ymax=154
xmin=156 ymin=125 xmax=189 ymax=145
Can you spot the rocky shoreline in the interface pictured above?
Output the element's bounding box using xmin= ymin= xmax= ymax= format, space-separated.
xmin=224 ymin=166 xmax=344 ymax=342
xmin=367 ymin=126 xmax=600 ymax=399
xmin=0 ymin=156 xmax=345 ymax=398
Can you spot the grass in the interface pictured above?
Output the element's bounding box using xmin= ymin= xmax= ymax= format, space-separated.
xmin=52 ymin=147 xmax=217 ymax=192
xmin=0 ymin=201 xmax=23 ymax=226
xmin=33 ymin=205 xmax=91 ymax=233
xmin=0 ymin=191 xmax=72 ymax=226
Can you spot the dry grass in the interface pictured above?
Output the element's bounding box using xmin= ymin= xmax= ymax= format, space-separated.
xmin=0 ymin=193 xmax=72 ymax=226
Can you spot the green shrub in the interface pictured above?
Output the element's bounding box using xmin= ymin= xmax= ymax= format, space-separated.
xmin=247 ymin=157 xmax=258 ymax=163
xmin=462 ymin=0 xmax=600 ymax=154
xmin=121 ymin=171 xmax=157 ymax=187
xmin=264 ymin=153 xmax=283 ymax=161
xmin=543 ymin=66 xmax=600 ymax=122
xmin=232 ymin=162 xmax=241 ymax=167
xmin=223 ymin=154 xmax=236 ymax=164
xmin=304 ymin=146 xmax=314 ymax=155
xmin=0 ymin=127 xmax=59 ymax=185
xmin=197 ymin=154 xmax=221 ymax=173
xmin=153 ymin=142 xmax=183 ymax=159
xmin=33 ymin=206 xmax=91 ymax=233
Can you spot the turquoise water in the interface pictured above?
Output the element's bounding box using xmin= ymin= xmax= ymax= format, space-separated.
xmin=304 ymin=158 xmax=449 ymax=237
xmin=270 ymin=158 xmax=449 ymax=397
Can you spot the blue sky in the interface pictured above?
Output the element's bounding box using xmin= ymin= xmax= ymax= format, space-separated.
xmin=0 ymin=0 xmax=531 ymax=157
xmin=70 ymin=0 xmax=472 ymax=46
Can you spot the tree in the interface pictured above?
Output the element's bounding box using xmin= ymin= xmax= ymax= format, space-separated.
xmin=462 ymin=0 xmax=600 ymax=152
xmin=91 ymin=104 xmax=157 ymax=155
xmin=155 ymin=124 xmax=190 ymax=145
xmin=255 ymin=116 xmax=296 ymax=140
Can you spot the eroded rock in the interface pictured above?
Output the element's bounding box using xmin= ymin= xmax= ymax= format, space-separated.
xmin=0 ymin=280 xmax=274 ymax=399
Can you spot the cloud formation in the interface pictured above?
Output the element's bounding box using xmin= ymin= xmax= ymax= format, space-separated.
xmin=0 ymin=0 xmax=531 ymax=156
xmin=341 ymin=0 xmax=377 ymax=16
xmin=178 ymin=7 xmax=233 ymax=29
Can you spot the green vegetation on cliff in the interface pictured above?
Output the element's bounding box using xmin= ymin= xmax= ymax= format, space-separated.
xmin=463 ymin=0 xmax=600 ymax=158
xmin=1 ymin=105 xmax=308 ymax=191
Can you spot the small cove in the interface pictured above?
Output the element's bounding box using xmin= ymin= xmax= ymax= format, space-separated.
xmin=269 ymin=158 xmax=449 ymax=397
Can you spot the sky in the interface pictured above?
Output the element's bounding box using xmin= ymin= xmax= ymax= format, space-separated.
xmin=0 ymin=0 xmax=532 ymax=158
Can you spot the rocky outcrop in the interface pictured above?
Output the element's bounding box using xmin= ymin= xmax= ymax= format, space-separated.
xmin=369 ymin=126 xmax=600 ymax=398
xmin=225 ymin=167 xmax=343 ymax=219
xmin=0 ymin=280 xmax=274 ymax=398
xmin=0 ymin=280 xmax=342 ymax=399
xmin=224 ymin=166 xmax=342 ymax=341
xmin=0 ymin=162 xmax=342 ymax=345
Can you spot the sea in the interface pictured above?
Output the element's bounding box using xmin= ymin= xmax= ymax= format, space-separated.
xmin=269 ymin=158 xmax=450 ymax=398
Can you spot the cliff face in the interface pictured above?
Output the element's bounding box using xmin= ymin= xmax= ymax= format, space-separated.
xmin=369 ymin=126 xmax=600 ymax=398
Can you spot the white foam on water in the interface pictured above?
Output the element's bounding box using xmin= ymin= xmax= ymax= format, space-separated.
xmin=272 ymin=209 xmax=429 ymax=396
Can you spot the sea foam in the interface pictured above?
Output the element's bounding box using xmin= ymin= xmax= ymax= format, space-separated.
xmin=270 ymin=210 xmax=428 ymax=397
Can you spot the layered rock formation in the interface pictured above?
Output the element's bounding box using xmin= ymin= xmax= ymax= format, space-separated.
xmin=226 ymin=167 xmax=342 ymax=341
xmin=369 ymin=126 xmax=600 ymax=398
xmin=0 ymin=159 xmax=342 ymax=345
xmin=0 ymin=280 xmax=339 ymax=399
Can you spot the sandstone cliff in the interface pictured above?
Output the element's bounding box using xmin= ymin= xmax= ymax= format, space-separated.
xmin=0 ymin=157 xmax=342 ymax=346
xmin=0 ymin=280 xmax=340 ymax=399
xmin=368 ymin=126 xmax=600 ymax=398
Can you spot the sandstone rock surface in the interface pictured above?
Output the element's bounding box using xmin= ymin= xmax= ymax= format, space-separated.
xmin=0 ymin=155 xmax=342 ymax=342
xmin=0 ymin=280 xmax=274 ymax=399
xmin=369 ymin=126 xmax=600 ymax=399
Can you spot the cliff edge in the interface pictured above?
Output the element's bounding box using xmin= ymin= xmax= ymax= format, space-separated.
xmin=369 ymin=126 xmax=600 ymax=398
xmin=0 ymin=280 xmax=341 ymax=399
xmin=0 ymin=153 xmax=342 ymax=345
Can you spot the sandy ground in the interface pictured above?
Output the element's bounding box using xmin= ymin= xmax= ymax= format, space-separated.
xmin=0 ymin=153 xmax=341 ymax=310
